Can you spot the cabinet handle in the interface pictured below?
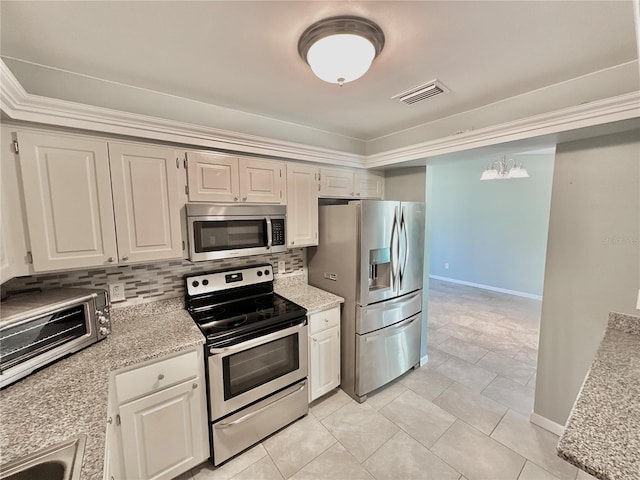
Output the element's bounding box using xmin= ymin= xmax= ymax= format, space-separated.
xmin=234 ymin=196 xmax=239 ymax=202
xmin=242 ymin=196 xmax=248 ymax=202
xmin=158 ymin=374 xmax=165 ymax=380
xmin=192 ymin=383 xmax=198 ymax=389
xmin=313 ymin=338 xmax=317 ymax=342
xmin=107 ymin=417 xmax=113 ymax=424
xmin=324 ymin=318 xmax=329 ymax=323
xmin=291 ymin=240 xmax=295 ymax=245
xmin=107 ymin=257 xmax=114 ymax=263
xmin=121 ymin=256 xmax=128 ymax=261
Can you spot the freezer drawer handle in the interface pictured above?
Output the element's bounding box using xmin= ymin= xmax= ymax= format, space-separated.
xmin=364 ymin=314 xmax=419 ymax=341
xmin=215 ymin=382 xmax=306 ymax=429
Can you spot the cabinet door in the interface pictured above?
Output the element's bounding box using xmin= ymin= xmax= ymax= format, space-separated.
xmin=286 ymin=164 xmax=318 ymax=248
xmin=186 ymin=151 xmax=240 ymax=202
xmin=239 ymin=158 xmax=285 ymax=204
xmin=319 ymin=168 xmax=354 ymax=198
xmin=16 ymin=132 xmax=118 ymax=271
xmin=109 ymin=143 xmax=184 ymax=264
xmin=309 ymin=326 xmax=340 ymax=402
xmin=354 ymin=171 xmax=385 ymax=199
xmin=119 ymin=378 xmax=207 ymax=480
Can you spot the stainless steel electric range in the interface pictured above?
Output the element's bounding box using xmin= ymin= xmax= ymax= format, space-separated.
xmin=185 ymin=264 xmax=308 ymax=465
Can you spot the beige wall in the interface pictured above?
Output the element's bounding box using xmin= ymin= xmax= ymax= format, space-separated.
xmin=384 ymin=166 xmax=430 ymax=357
xmin=534 ymin=129 xmax=640 ymax=426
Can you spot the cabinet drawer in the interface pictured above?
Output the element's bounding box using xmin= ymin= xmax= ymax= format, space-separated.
xmin=309 ymin=307 xmax=340 ymax=335
xmin=115 ymin=350 xmax=199 ymax=404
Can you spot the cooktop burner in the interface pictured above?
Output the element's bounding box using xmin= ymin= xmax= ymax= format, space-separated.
xmin=184 ymin=264 xmax=306 ymax=347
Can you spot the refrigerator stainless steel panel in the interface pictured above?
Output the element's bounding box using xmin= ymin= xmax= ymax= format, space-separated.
xmin=355 ymin=290 xmax=422 ymax=335
xmin=358 ymin=200 xmax=400 ymax=305
xmin=356 ymin=313 xmax=421 ymax=395
xmin=398 ymin=202 xmax=425 ymax=296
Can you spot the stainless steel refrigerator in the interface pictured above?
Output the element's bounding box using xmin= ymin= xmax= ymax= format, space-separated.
xmin=308 ymin=200 xmax=425 ymax=403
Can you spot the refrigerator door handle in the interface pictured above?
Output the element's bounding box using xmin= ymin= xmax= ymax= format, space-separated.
xmin=399 ymin=209 xmax=409 ymax=290
xmin=390 ymin=207 xmax=399 ymax=290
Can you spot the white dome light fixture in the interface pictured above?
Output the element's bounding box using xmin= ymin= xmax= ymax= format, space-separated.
xmin=298 ymin=16 xmax=385 ymax=86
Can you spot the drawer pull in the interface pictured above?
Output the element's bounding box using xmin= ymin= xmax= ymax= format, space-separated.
xmin=324 ymin=318 xmax=329 ymax=323
xmin=313 ymin=338 xmax=317 ymax=342
xmin=158 ymin=374 xmax=165 ymax=380
xmin=192 ymin=383 xmax=198 ymax=389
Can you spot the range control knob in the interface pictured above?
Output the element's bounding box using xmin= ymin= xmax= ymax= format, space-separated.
xmin=257 ymin=271 xmax=263 ymax=277
xmin=264 ymin=269 xmax=270 ymax=276
xmin=192 ymin=280 xmax=199 ymax=287
xmin=98 ymin=316 xmax=109 ymax=325
xmin=99 ymin=327 xmax=110 ymax=336
xmin=202 ymin=279 xmax=209 ymax=286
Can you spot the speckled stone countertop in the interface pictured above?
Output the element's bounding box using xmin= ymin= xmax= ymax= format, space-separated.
xmin=557 ymin=312 xmax=640 ymax=480
xmin=274 ymin=273 xmax=344 ymax=313
xmin=0 ymin=297 xmax=204 ymax=480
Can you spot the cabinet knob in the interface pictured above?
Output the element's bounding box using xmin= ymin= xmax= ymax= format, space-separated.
xmin=324 ymin=318 xmax=329 ymax=323
xmin=242 ymin=196 xmax=248 ymax=202
xmin=122 ymin=256 xmax=128 ymax=261
xmin=158 ymin=374 xmax=165 ymax=380
xmin=291 ymin=240 xmax=295 ymax=245
xmin=313 ymin=338 xmax=317 ymax=342
xmin=107 ymin=417 xmax=113 ymax=424
xmin=107 ymin=257 xmax=114 ymax=263
xmin=234 ymin=196 xmax=239 ymax=201
xmin=192 ymin=383 xmax=198 ymax=389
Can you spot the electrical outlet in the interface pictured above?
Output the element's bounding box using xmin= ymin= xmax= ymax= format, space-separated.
xmin=109 ymin=283 xmax=126 ymax=302
xmin=444 ymin=263 xmax=449 ymax=270
xmin=278 ymin=260 xmax=286 ymax=273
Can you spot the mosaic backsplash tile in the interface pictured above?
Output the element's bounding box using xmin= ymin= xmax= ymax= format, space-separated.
xmin=2 ymin=249 xmax=305 ymax=307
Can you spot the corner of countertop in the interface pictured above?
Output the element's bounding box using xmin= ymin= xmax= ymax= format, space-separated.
xmin=608 ymin=311 xmax=640 ymax=335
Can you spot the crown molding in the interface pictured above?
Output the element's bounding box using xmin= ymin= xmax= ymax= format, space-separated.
xmin=2 ymin=59 xmax=638 ymax=169
xmin=0 ymin=61 xmax=366 ymax=168
xmin=366 ymin=91 xmax=640 ymax=167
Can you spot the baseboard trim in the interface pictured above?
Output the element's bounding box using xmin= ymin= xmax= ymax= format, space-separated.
xmin=429 ymin=275 xmax=543 ymax=300
xmin=530 ymin=412 xmax=565 ymax=436
xmin=420 ymin=355 xmax=429 ymax=366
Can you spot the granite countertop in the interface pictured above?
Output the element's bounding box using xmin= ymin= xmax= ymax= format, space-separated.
xmin=557 ymin=312 xmax=640 ymax=480
xmin=0 ymin=297 xmax=204 ymax=480
xmin=274 ymin=274 xmax=344 ymax=313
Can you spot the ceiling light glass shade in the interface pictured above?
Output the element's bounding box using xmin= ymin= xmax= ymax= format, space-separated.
xmin=298 ymin=16 xmax=385 ymax=86
xmin=480 ymin=168 xmax=499 ymax=180
xmin=306 ymin=34 xmax=375 ymax=85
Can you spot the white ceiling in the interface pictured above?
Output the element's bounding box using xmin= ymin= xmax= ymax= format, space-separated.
xmin=1 ymin=1 xmax=638 ymax=144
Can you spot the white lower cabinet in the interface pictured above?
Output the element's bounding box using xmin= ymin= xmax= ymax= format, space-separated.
xmin=106 ymin=348 xmax=209 ymax=480
xmin=308 ymin=307 xmax=341 ymax=402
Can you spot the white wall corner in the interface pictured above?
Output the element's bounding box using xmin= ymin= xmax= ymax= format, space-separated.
xmin=636 ymin=288 xmax=640 ymax=310
xmin=420 ymin=355 xmax=429 ymax=366
xmin=530 ymin=412 xmax=566 ymax=436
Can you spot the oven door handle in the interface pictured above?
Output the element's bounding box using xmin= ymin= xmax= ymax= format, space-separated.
xmin=208 ymin=320 xmax=306 ymax=355
xmin=215 ymin=381 xmax=306 ymax=429
xmin=266 ymin=217 xmax=273 ymax=249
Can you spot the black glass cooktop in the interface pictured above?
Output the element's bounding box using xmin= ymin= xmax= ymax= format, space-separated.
xmin=187 ymin=291 xmax=306 ymax=347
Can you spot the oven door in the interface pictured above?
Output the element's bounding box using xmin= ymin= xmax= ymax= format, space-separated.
xmin=207 ymin=320 xmax=308 ymax=420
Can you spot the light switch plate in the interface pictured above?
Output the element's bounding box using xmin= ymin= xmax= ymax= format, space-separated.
xmin=109 ymin=283 xmax=126 ymax=302
xmin=278 ymin=260 xmax=286 ymax=273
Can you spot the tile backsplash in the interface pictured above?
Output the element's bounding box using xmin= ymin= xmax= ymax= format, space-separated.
xmin=2 ymin=249 xmax=305 ymax=307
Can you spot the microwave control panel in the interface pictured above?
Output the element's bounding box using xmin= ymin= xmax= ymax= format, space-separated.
xmin=271 ymin=219 xmax=285 ymax=246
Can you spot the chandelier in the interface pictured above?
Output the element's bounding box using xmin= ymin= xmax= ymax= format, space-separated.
xmin=480 ymin=156 xmax=530 ymax=180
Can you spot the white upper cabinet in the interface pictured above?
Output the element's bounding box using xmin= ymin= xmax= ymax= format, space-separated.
xmin=187 ymin=152 xmax=284 ymax=204
xmin=186 ymin=152 xmax=239 ymax=202
xmin=320 ymin=168 xmax=384 ymax=199
xmin=286 ymin=163 xmax=318 ymax=248
xmin=17 ymin=132 xmax=118 ymax=271
xmin=239 ymin=157 xmax=285 ymax=204
xmin=354 ymin=171 xmax=385 ymax=198
xmin=319 ymin=168 xmax=355 ymax=198
xmin=108 ymin=143 xmax=184 ymax=264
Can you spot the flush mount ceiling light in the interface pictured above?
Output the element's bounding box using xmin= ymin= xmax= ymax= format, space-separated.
xmin=480 ymin=156 xmax=530 ymax=180
xmin=298 ymin=16 xmax=385 ymax=86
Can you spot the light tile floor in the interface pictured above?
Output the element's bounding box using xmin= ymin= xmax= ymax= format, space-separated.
xmin=176 ymin=280 xmax=597 ymax=480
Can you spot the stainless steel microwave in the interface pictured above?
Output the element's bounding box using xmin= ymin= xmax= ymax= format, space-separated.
xmin=186 ymin=204 xmax=287 ymax=261
xmin=0 ymin=288 xmax=111 ymax=389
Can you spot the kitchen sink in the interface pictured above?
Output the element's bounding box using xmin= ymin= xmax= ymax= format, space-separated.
xmin=0 ymin=435 xmax=86 ymax=480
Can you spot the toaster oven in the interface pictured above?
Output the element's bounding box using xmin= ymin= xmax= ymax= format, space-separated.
xmin=0 ymin=288 xmax=111 ymax=388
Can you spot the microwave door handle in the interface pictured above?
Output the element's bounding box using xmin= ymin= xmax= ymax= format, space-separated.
xmin=266 ymin=217 xmax=273 ymax=249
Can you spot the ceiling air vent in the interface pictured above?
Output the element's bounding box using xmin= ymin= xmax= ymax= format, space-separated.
xmin=392 ymin=80 xmax=450 ymax=105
